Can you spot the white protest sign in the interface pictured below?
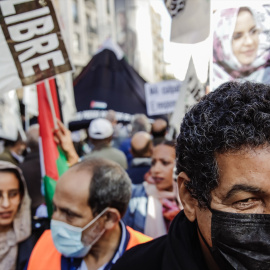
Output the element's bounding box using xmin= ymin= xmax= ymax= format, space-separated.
xmin=56 ymin=73 xmax=77 ymax=125
xmin=170 ymin=57 xmax=206 ymax=134
xmin=145 ymin=80 xmax=181 ymax=116
xmin=0 ymin=0 xmax=72 ymax=93
xmin=165 ymin=0 xmax=210 ymax=44
xmin=23 ymin=85 xmax=38 ymax=116
xmin=0 ymin=90 xmax=22 ymax=141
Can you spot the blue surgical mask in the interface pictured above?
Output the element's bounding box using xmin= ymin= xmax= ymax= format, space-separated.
xmin=51 ymin=207 xmax=108 ymax=258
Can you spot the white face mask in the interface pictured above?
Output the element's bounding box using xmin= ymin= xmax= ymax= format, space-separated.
xmin=51 ymin=207 xmax=108 ymax=258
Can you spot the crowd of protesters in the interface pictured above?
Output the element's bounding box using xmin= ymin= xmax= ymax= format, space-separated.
xmin=1 ymin=81 xmax=270 ymax=269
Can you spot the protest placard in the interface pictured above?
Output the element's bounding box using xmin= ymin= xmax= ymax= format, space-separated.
xmin=145 ymin=80 xmax=181 ymax=116
xmin=0 ymin=0 xmax=72 ymax=93
xmin=212 ymin=2 xmax=270 ymax=89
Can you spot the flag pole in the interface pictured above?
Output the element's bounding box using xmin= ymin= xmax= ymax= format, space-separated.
xmin=44 ymin=79 xmax=58 ymax=130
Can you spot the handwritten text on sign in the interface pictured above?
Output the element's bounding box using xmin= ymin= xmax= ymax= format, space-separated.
xmin=0 ymin=0 xmax=72 ymax=87
xmin=145 ymin=80 xmax=181 ymax=116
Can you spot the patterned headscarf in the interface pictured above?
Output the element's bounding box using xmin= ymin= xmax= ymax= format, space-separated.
xmin=213 ymin=6 xmax=270 ymax=82
xmin=0 ymin=161 xmax=31 ymax=270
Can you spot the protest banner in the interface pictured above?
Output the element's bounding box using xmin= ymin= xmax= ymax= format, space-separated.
xmin=165 ymin=0 xmax=210 ymax=44
xmin=145 ymin=80 xmax=181 ymax=116
xmin=0 ymin=0 xmax=72 ymax=93
xmin=170 ymin=57 xmax=206 ymax=134
xmin=212 ymin=2 xmax=270 ymax=89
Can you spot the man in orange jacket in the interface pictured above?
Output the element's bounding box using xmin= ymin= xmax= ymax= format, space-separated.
xmin=27 ymin=157 xmax=151 ymax=270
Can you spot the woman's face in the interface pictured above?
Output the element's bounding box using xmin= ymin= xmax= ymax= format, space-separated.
xmin=232 ymin=10 xmax=259 ymax=66
xmin=0 ymin=172 xmax=21 ymax=229
xmin=150 ymin=144 xmax=175 ymax=191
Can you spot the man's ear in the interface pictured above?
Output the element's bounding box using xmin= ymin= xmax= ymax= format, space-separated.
xmin=178 ymin=172 xmax=197 ymax=222
xmin=104 ymin=208 xmax=121 ymax=230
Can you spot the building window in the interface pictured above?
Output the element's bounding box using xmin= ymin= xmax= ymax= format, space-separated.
xmin=73 ymin=33 xmax=81 ymax=53
xmin=85 ymin=0 xmax=95 ymax=5
xmin=86 ymin=14 xmax=97 ymax=34
xmin=86 ymin=14 xmax=91 ymax=33
xmin=72 ymin=0 xmax=79 ymax=23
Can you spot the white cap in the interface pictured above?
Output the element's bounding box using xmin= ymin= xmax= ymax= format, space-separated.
xmin=88 ymin=118 xmax=113 ymax=139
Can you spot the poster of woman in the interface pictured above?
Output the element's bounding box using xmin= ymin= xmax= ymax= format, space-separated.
xmin=212 ymin=5 xmax=270 ymax=90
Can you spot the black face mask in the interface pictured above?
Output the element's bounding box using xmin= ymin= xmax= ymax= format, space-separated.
xmin=198 ymin=208 xmax=270 ymax=270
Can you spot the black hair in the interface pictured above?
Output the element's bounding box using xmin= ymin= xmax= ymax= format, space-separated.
xmin=158 ymin=140 xmax=176 ymax=148
xmin=176 ymin=81 xmax=270 ymax=207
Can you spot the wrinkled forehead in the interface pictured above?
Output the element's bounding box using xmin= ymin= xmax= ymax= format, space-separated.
xmin=214 ymin=146 xmax=270 ymax=193
xmin=54 ymin=168 xmax=92 ymax=205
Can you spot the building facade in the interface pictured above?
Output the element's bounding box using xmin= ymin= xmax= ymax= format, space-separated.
xmin=53 ymin=0 xmax=115 ymax=78
xmin=53 ymin=0 xmax=165 ymax=82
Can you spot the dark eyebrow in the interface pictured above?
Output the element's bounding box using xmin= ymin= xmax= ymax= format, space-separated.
xmin=52 ymin=200 xmax=83 ymax=218
xmin=222 ymin=184 xmax=266 ymax=202
xmin=249 ymin=25 xmax=257 ymax=31
xmin=60 ymin=207 xmax=83 ymax=218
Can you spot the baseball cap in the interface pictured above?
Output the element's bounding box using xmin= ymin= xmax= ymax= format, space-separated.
xmin=88 ymin=118 xmax=114 ymax=139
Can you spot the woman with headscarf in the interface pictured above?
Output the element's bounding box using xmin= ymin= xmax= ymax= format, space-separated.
xmin=213 ymin=6 xmax=270 ymax=90
xmin=0 ymin=161 xmax=31 ymax=270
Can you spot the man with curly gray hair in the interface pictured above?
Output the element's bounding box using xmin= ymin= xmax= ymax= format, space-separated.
xmin=112 ymin=81 xmax=270 ymax=270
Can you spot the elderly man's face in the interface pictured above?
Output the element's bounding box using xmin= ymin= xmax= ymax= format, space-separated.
xmin=52 ymin=168 xmax=94 ymax=228
xmin=195 ymin=146 xmax=270 ymax=257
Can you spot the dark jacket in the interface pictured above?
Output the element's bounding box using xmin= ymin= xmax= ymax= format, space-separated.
xmin=112 ymin=211 xmax=209 ymax=270
xmin=0 ymin=148 xmax=19 ymax=165
xmin=19 ymin=152 xmax=45 ymax=215
xmin=122 ymin=184 xmax=147 ymax=234
xmin=126 ymin=157 xmax=151 ymax=184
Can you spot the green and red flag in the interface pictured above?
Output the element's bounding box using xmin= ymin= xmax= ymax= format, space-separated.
xmin=37 ymin=78 xmax=69 ymax=218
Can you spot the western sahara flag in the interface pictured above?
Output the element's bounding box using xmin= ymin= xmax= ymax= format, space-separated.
xmin=37 ymin=78 xmax=68 ymax=218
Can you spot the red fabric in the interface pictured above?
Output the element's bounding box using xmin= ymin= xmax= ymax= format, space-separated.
xmin=37 ymin=79 xmax=61 ymax=180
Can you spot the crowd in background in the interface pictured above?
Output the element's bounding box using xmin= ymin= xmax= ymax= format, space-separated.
xmin=0 ymin=109 xmax=181 ymax=269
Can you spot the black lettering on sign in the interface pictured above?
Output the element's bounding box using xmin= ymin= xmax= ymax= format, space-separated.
xmin=150 ymin=87 xmax=158 ymax=94
xmin=157 ymin=101 xmax=176 ymax=109
xmin=162 ymin=85 xmax=179 ymax=94
xmin=0 ymin=0 xmax=72 ymax=86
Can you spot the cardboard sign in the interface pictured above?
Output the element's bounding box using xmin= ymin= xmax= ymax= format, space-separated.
xmin=145 ymin=80 xmax=181 ymax=116
xmin=212 ymin=3 xmax=270 ymax=90
xmin=0 ymin=0 xmax=72 ymax=93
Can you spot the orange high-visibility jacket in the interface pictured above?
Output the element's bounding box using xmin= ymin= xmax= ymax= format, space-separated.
xmin=27 ymin=227 xmax=152 ymax=270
